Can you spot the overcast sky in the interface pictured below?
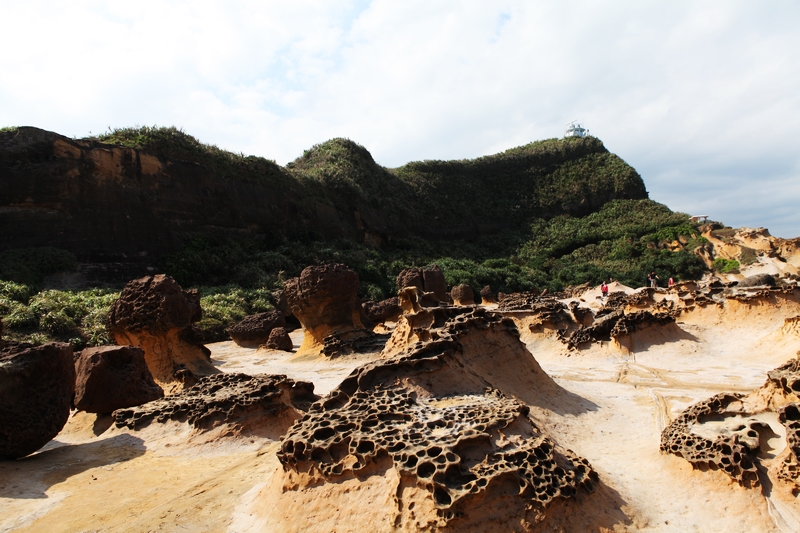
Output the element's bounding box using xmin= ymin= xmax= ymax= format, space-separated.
xmin=2 ymin=1 xmax=799 ymax=237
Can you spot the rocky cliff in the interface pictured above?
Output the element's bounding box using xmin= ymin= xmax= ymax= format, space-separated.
xmin=0 ymin=126 xmax=647 ymax=282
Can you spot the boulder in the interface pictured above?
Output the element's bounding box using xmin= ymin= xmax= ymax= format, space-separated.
xmin=451 ymin=284 xmax=475 ymax=305
xmin=74 ymin=345 xmax=164 ymax=414
xmin=227 ymin=311 xmax=286 ymax=347
xmin=0 ymin=342 xmax=75 ymax=459
xmin=284 ymin=264 xmax=365 ymax=356
xmin=422 ymin=265 xmax=447 ymax=301
xmin=363 ymin=297 xmax=402 ymax=324
xmin=737 ymin=273 xmax=777 ymax=288
xmin=107 ymin=274 xmax=217 ymax=392
xmin=396 ymin=268 xmax=424 ymax=291
xmin=479 ymin=285 xmax=495 ymax=304
xmin=265 ymin=327 xmax=294 ymax=351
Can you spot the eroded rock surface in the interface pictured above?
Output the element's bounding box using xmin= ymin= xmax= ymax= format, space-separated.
xmin=74 ymin=345 xmax=163 ymax=414
xmin=284 ymin=263 xmax=365 ymax=356
xmin=363 ymin=297 xmax=402 ymax=324
xmin=107 ymin=274 xmax=215 ymax=391
xmin=269 ymin=307 xmax=601 ymax=531
xmin=227 ymin=311 xmax=286 ymax=347
xmin=450 ymin=284 xmax=474 ymax=306
xmin=479 ymin=285 xmax=495 ymax=304
xmin=0 ymin=342 xmax=75 ymax=459
xmin=662 ymin=358 xmax=800 ymax=492
xmin=265 ymin=327 xmax=294 ymax=351
xmin=113 ymin=373 xmax=318 ymax=436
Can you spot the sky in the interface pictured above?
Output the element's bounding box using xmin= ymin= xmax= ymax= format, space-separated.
xmin=2 ymin=1 xmax=799 ymax=237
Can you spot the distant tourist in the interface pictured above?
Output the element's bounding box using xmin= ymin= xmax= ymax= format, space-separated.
xmin=648 ymin=271 xmax=659 ymax=288
xmin=668 ymin=277 xmax=675 ymax=288
xmin=601 ymin=281 xmax=609 ymax=298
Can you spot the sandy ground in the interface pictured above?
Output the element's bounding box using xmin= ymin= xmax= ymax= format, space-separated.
xmin=3 ymin=302 xmax=800 ymax=532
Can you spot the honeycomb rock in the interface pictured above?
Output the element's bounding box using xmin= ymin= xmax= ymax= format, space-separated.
xmin=363 ymin=297 xmax=402 ymax=324
xmin=227 ymin=311 xmax=286 ymax=347
xmin=265 ymin=327 xmax=294 ymax=352
xmin=660 ymin=393 xmax=759 ymax=486
xmin=284 ymin=264 xmax=366 ymax=356
xmin=397 ymin=268 xmax=425 ymax=292
xmin=450 ymin=284 xmax=475 ymax=306
xmin=113 ymin=373 xmax=318 ymax=433
xmin=320 ymin=329 xmax=390 ymax=358
xmin=277 ymin=308 xmax=597 ymax=528
xmin=74 ymin=345 xmax=163 ymax=414
xmin=778 ymin=403 xmax=800 ymax=491
xmin=107 ymin=274 xmax=216 ymax=391
xmin=398 ymin=286 xmax=441 ymax=315
xmin=0 ymin=342 xmax=75 ymax=459
xmin=496 ymin=291 xmax=542 ymax=311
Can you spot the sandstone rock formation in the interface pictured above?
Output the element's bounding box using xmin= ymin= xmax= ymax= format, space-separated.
xmin=106 ymin=274 xmax=216 ymax=391
xmin=227 ymin=311 xmax=286 ymax=347
xmin=363 ymin=297 xmax=402 ymax=324
xmin=74 ymin=345 xmax=164 ymax=414
xmin=396 ymin=268 xmax=424 ymax=291
xmin=398 ymin=286 xmax=442 ymax=315
xmin=284 ymin=264 xmax=366 ymax=356
xmin=450 ymin=284 xmax=474 ymax=306
xmin=0 ymin=342 xmax=75 ymax=459
xmin=397 ymin=265 xmax=447 ymax=302
xmin=737 ymin=273 xmax=777 ymax=288
xmin=263 ymin=307 xmax=603 ymax=532
xmin=265 ymin=327 xmax=294 ymax=351
xmin=662 ymin=358 xmax=800 ymax=492
xmin=479 ymin=285 xmax=495 ymax=304
xmin=114 ymin=373 xmax=317 ymax=438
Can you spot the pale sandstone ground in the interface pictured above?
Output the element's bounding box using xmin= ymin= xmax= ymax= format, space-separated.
xmin=3 ymin=296 xmax=800 ymax=532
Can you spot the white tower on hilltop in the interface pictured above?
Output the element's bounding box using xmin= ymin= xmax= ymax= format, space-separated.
xmin=564 ymin=120 xmax=589 ymax=138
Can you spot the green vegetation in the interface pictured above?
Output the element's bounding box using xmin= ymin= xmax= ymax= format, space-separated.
xmin=0 ymin=281 xmax=117 ymax=347
xmin=0 ymin=247 xmax=78 ymax=285
xmin=712 ymin=258 xmax=740 ymax=274
xmin=739 ymin=246 xmax=758 ymax=266
xmin=0 ymin=126 xmax=18 ymax=133
xmin=87 ymin=126 xmax=292 ymax=187
xmin=196 ymin=286 xmax=275 ymax=342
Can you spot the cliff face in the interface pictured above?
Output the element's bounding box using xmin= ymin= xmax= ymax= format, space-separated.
xmin=0 ymin=127 xmax=648 ymax=280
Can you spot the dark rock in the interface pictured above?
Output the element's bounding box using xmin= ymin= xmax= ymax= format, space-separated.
xmin=227 ymin=311 xmax=286 ymax=347
xmin=0 ymin=342 xmax=75 ymax=459
xmin=363 ymin=297 xmax=402 ymax=323
xmin=396 ymin=268 xmax=424 ymax=291
xmin=422 ymin=265 xmax=447 ymax=301
xmin=737 ymin=273 xmax=777 ymax=288
xmin=451 ymin=284 xmax=475 ymax=305
xmin=265 ymin=327 xmax=294 ymax=351
xmin=74 ymin=345 xmax=164 ymax=414
xmin=479 ymin=285 xmax=495 ymax=303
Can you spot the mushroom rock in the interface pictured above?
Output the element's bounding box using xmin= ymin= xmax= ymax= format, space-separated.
xmin=106 ymin=274 xmax=217 ymax=392
xmin=227 ymin=311 xmax=286 ymax=347
xmin=0 ymin=342 xmax=75 ymax=459
xmin=284 ymin=263 xmax=365 ymax=357
xmin=450 ymin=284 xmax=475 ymax=306
xmin=74 ymin=345 xmax=164 ymax=414
xmin=249 ymin=307 xmax=618 ymax=532
xmin=479 ymin=285 xmax=496 ymax=304
xmin=265 ymin=327 xmax=294 ymax=352
xmin=113 ymin=373 xmax=318 ymax=440
xmin=422 ymin=265 xmax=447 ymax=301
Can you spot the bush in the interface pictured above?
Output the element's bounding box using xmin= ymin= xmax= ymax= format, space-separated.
xmin=0 ymin=248 xmax=77 ymax=285
xmin=712 ymin=258 xmax=740 ymax=274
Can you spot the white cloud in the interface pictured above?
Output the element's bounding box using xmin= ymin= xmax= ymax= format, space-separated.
xmin=1 ymin=0 xmax=799 ymax=236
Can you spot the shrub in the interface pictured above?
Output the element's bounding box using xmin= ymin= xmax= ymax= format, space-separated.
xmin=0 ymin=248 xmax=77 ymax=285
xmin=712 ymin=258 xmax=740 ymax=274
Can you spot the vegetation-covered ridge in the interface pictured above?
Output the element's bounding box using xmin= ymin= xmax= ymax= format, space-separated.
xmin=1 ymin=125 xmax=708 ymax=347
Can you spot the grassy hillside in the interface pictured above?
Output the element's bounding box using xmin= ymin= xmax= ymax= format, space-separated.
xmin=1 ymin=126 xmax=707 ymax=346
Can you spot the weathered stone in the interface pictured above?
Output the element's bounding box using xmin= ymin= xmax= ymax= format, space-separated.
xmin=74 ymin=345 xmax=163 ymax=414
xmin=107 ymin=274 xmax=216 ymax=391
xmin=0 ymin=342 xmax=75 ymax=459
xmin=737 ymin=273 xmax=777 ymax=288
xmin=362 ymin=297 xmax=401 ymax=324
xmin=113 ymin=373 xmax=318 ymax=437
xmin=265 ymin=327 xmax=294 ymax=351
xmin=479 ymin=285 xmax=495 ymax=304
xmin=450 ymin=284 xmax=475 ymax=305
xmin=284 ymin=264 xmax=365 ymax=356
xmin=422 ymin=265 xmax=447 ymax=301
xmin=396 ymin=268 xmax=424 ymax=291
xmin=227 ymin=311 xmax=286 ymax=347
